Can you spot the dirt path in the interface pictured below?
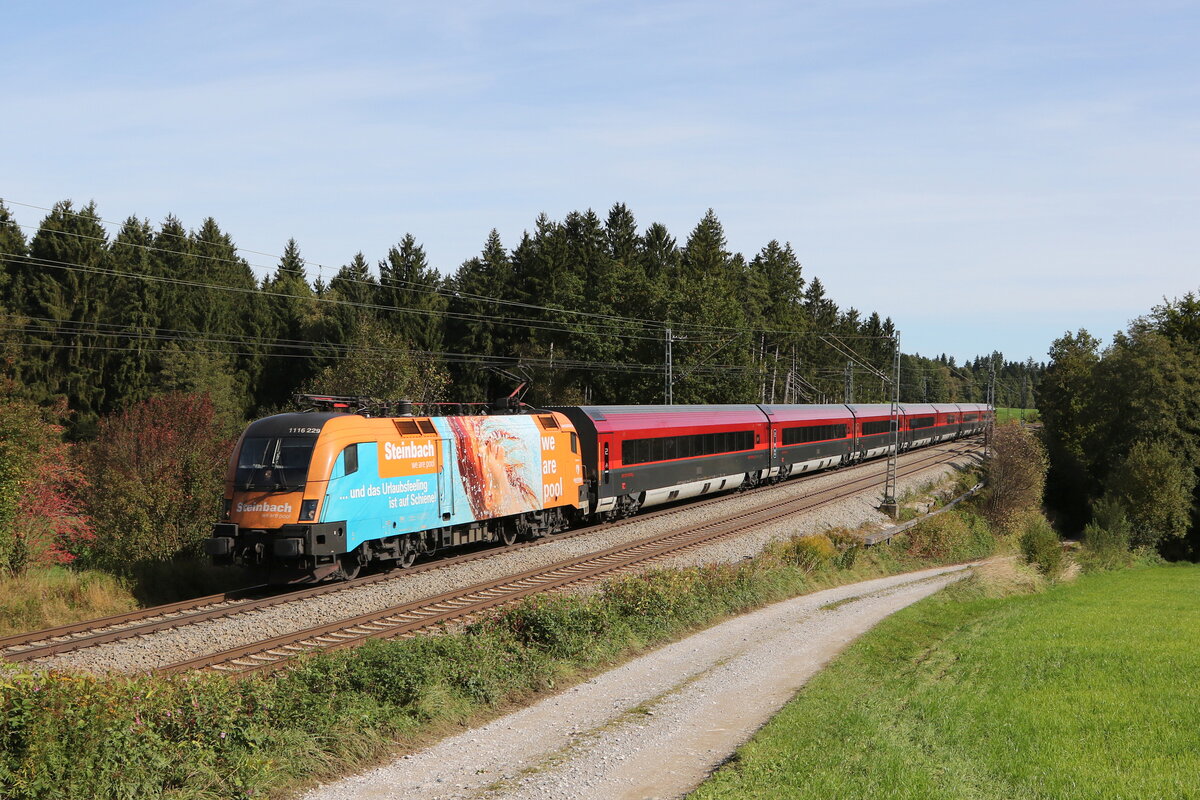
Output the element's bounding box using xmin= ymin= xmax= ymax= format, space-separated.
xmin=300 ymin=563 xmax=973 ymax=800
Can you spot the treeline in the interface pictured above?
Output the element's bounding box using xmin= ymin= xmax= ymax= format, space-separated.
xmin=0 ymin=200 xmax=1038 ymax=437
xmin=0 ymin=198 xmax=1040 ymax=575
xmin=1038 ymin=291 xmax=1200 ymax=557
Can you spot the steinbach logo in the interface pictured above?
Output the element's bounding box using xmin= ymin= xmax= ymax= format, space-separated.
xmin=237 ymin=501 xmax=294 ymax=514
xmin=384 ymin=440 xmax=435 ymax=461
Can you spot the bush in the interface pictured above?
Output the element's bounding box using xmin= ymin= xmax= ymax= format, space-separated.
xmin=0 ymin=391 xmax=93 ymax=573
xmin=1019 ymin=516 xmax=1064 ymax=577
xmin=80 ymin=393 xmax=233 ymax=573
xmin=774 ymin=534 xmax=837 ymax=572
xmin=1078 ymin=496 xmax=1132 ymax=572
xmin=904 ymin=511 xmax=995 ymax=562
xmin=826 ymin=528 xmax=862 ymax=569
xmin=1108 ymin=440 xmax=1196 ymax=549
xmin=982 ymin=422 xmax=1048 ymax=534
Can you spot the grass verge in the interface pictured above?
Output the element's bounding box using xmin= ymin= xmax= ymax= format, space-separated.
xmin=690 ymin=564 xmax=1200 ymax=800
xmin=1 ymin=479 xmax=1002 ymax=800
xmin=0 ymin=567 xmax=136 ymax=638
xmin=0 ymin=562 xmax=258 ymax=638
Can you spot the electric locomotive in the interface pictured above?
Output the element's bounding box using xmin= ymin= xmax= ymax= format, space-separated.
xmin=205 ymin=397 xmax=585 ymax=582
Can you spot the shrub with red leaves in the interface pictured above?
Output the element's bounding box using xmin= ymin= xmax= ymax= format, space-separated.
xmin=82 ymin=393 xmax=235 ymax=572
xmin=0 ymin=392 xmax=94 ymax=572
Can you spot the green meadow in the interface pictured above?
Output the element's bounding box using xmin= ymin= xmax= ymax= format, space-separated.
xmin=692 ymin=565 xmax=1200 ymax=800
xmin=994 ymin=407 xmax=1039 ymax=423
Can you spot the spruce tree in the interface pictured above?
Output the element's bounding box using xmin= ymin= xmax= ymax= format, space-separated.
xmin=14 ymin=201 xmax=111 ymax=435
xmin=0 ymin=202 xmax=26 ymax=306
xmin=104 ymin=216 xmax=159 ymax=409
xmin=446 ymin=230 xmax=513 ymax=402
xmin=186 ymin=218 xmax=260 ymax=415
xmin=673 ymin=210 xmax=753 ymax=402
xmin=378 ymin=234 xmax=447 ymax=353
xmin=257 ymin=238 xmax=317 ymax=410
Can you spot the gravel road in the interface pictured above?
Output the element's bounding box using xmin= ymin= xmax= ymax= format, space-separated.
xmin=300 ymin=562 xmax=973 ymax=800
xmin=41 ymin=443 xmax=979 ymax=674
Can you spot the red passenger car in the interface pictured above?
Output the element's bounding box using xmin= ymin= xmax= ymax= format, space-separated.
xmin=553 ymin=405 xmax=771 ymax=516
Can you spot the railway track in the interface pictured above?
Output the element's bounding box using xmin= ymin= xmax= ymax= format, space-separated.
xmin=158 ymin=442 xmax=980 ymax=676
xmin=2 ymin=439 xmax=979 ymax=671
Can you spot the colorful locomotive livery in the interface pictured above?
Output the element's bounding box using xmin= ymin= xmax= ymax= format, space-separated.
xmin=206 ymin=401 xmax=989 ymax=582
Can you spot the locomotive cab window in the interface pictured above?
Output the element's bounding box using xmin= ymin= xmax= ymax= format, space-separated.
xmin=236 ymin=437 xmax=316 ymax=491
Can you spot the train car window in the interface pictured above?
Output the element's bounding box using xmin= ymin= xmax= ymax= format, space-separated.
xmin=538 ymin=415 xmax=560 ymax=429
xmin=417 ymin=419 xmax=437 ymax=435
xmin=343 ymin=443 xmax=358 ymax=476
xmin=620 ymin=429 xmax=757 ymax=465
xmin=394 ymin=419 xmax=422 ymax=436
xmin=947 ymin=415 xmax=957 ymax=424
xmin=782 ymin=423 xmax=848 ymax=445
xmin=570 ymin=432 xmax=578 ymax=453
xmin=909 ymin=416 xmax=936 ymax=429
xmin=862 ymin=420 xmax=894 ymax=436
xmin=964 ymin=413 xmax=978 ymax=421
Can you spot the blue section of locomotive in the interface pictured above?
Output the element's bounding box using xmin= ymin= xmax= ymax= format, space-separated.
xmin=314 ymin=416 xmax=547 ymax=554
xmin=318 ymin=442 xmax=447 ymax=552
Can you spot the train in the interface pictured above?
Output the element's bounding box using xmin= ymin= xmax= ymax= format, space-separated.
xmin=204 ymin=397 xmax=991 ymax=582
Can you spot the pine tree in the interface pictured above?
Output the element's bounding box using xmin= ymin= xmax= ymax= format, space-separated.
xmin=378 ymin=234 xmax=447 ymax=353
xmin=185 ymin=218 xmax=260 ymax=415
xmin=673 ymin=210 xmax=754 ymax=403
xmin=257 ymin=238 xmax=317 ymax=410
xmin=12 ymin=201 xmax=111 ymax=435
xmin=447 ymin=230 xmax=514 ymax=402
xmin=0 ymin=202 xmax=26 ymax=306
xmin=0 ymin=203 xmax=29 ymax=367
xmin=104 ymin=216 xmax=159 ymax=409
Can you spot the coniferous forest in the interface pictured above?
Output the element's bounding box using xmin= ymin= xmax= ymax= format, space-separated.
xmin=0 ymin=199 xmax=1041 ymax=574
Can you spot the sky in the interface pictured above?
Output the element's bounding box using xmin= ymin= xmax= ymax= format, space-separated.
xmin=2 ymin=0 xmax=1198 ymax=365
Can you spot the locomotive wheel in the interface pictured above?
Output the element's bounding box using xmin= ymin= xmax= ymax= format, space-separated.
xmin=500 ymin=523 xmax=518 ymax=546
xmin=399 ymin=539 xmax=418 ymax=569
xmin=336 ymin=553 xmax=362 ymax=581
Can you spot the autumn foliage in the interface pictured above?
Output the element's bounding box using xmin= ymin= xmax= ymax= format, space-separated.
xmin=0 ymin=391 xmax=93 ymax=572
xmin=81 ymin=393 xmax=233 ymax=572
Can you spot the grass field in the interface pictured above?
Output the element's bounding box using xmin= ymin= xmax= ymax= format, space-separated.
xmin=995 ymin=406 xmax=1039 ymax=423
xmin=691 ymin=565 xmax=1200 ymax=800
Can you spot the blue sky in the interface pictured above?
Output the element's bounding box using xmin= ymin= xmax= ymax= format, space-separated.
xmin=2 ymin=0 xmax=1197 ymax=364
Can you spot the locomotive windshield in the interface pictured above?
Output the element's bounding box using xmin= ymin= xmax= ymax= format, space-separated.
xmin=236 ymin=437 xmax=316 ymax=491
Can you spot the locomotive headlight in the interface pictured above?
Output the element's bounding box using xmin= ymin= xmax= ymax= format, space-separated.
xmin=222 ymin=499 xmax=232 ymax=520
xmin=300 ymin=499 xmax=318 ymax=521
